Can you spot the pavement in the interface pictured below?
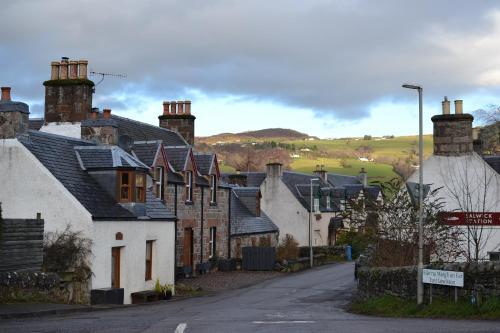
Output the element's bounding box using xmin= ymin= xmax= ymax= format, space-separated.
xmin=1 ymin=262 xmax=500 ymax=332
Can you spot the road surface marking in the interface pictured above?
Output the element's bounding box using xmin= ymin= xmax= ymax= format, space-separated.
xmin=252 ymin=321 xmax=315 ymax=324
xmin=175 ymin=323 xmax=187 ymax=333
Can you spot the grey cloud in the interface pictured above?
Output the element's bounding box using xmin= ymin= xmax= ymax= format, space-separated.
xmin=1 ymin=0 xmax=500 ymax=119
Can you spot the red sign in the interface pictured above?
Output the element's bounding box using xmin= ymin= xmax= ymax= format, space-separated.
xmin=441 ymin=212 xmax=500 ymax=226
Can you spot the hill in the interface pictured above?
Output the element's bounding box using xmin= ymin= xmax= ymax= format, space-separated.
xmin=197 ymin=128 xmax=313 ymax=143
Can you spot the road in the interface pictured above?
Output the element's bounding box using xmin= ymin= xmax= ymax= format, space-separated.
xmin=1 ymin=262 xmax=500 ymax=332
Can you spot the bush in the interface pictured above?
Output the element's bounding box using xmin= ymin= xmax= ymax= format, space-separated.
xmin=277 ymin=234 xmax=299 ymax=260
xmin=43 ymin=225 xmax=92 ymax=282
xmin=336 ymin=229 xmax=374 ymax=259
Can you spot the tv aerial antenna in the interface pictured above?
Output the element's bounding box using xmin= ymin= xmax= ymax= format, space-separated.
xmin=89 ymin=70 xmax=127 ymax=88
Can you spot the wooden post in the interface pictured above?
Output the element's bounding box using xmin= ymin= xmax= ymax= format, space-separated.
xmin=454 ymin=287 xmax=458 ymax=303
xmin=429 ymin=284 xmax=433 ymax=304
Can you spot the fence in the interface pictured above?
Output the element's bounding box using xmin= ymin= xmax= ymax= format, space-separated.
xmin=242 ymin=247 xmax=276 ymax=271
xmin=0 ymin=218 xmax=44 ymax=272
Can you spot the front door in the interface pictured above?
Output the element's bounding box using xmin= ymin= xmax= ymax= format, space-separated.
xmin=183 ymin=228 xmax=194 ymax=268
xmin=111 ymin=247 xmax=121 ymax=288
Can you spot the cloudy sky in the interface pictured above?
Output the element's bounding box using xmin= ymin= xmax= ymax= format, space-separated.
xmin=2 ymin=0 xmax=500 ymax=138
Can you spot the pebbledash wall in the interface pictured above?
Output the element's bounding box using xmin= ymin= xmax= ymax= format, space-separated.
xmin=0 ymin=139 xmax=175 ymax=304
xmin=164 ymin=183 xmax=230 ymax=268
xmin=357 ymin=263 xmax=500 ymax=300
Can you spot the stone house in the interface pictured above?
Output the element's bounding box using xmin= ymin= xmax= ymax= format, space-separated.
xmin=406 ymin=97 xmax=500 ymax=261
xmin=0 ymin=87 xmax=176 ymax=304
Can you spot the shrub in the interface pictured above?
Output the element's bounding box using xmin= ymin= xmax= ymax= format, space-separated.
xmin=277 ymin=234 xmax=299 ymax=260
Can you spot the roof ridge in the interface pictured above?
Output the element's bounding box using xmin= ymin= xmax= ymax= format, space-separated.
xmin=111 ymin=114 xmax=187 ymax=143
xmin=28 ymin=129 xmax=95 ymax=144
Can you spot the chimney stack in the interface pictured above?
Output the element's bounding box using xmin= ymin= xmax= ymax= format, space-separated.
xmin=228 ymin=173 xmax=248 ymax=187
xmin=313 ymin=164 xmax=328 ymax=182
xmin=266 ymin=162 xmax=283 ymax=179
xmin=158 ymin=99 xmax=196 ymax=145
xmin=103 ymin=108 xmax=111 ymax=119
xmin=441 ymin=96 xmax=450 ymax=114
xmin=358 ymin=167 xmax=368 ymax=187
xmin=81 ymin=108 xmax=118 ymax=145
xmin=1 ymin=87 xmax=11 ymax=101
xmin=0 ymin=87 xmax=30 ymax=138
xmin=432 ymin=97 xmax=473 ymax=156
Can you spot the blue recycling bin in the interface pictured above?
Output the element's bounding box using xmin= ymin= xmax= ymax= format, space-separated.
xmin=345 ymin=245 xmax=352 ymax=261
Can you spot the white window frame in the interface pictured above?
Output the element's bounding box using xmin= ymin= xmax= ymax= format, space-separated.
xmin=326 ymin=195 xmax=331 ymax=210
xmin=210 ymin=174 xmax=217 ymax=204
xmin=186 ymin=171 xmax=193 ymax=202
xmin=314 ymin=198 xmax=320 ymax=213
xmin=209 ymin=227 xmax=216 ymax=258
xmin=155 ymin=166 xmax=164 ymax=200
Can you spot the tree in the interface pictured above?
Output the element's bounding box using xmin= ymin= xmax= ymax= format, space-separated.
xmin=473 ymin=105 xmax=500 ymax=155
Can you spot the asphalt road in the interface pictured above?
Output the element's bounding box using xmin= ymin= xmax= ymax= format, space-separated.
xmin=1 ymin=262 xmax=500 ymax=332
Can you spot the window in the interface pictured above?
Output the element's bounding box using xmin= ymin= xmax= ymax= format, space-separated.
xmin=326 ymin=195 xmax=331 ymax=210
xmin=209 ymin=227 xmax=216 ymax=258
xmin=314 ymin=198 xmax=320 ymax=213
xmin=210 ymin=175 xmax=217 ymax=204
xmin=145 ymin=241 xmax=153 ymax=280
xmin=135 ymin=173 xmax=146 ymax=202
xmin=155 ymin=166 xmax=164 ymax=200
xmin=185 ymin=171 xmax=193 ymax=202
xmin=119 ymin=171 xmax=132 ymax=202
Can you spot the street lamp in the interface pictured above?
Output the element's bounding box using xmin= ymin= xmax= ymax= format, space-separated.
xmin=402 ymin=83 xmax=424 ymax=305
xmin=309 ymin=178 xmax=320 ymax=268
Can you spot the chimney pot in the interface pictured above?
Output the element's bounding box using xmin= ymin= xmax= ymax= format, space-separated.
xmin=442 ymin=96 xmax=450 ymax=115
xmin=78 ymin=60 xmax=88 ymax=79
xmin=170 ymin=101 xmax=177 ymax=114
xmin=69 ymin=61 xmax=78 ymax=79
xmin=454 ymin=100 xmax=463 ymax=114
xmin=177 ymin=101 xmax=184 ymax=114
xmin=103 ymin=108 xmax=111 ymax=119
xmin=1 ymin=87 xmax=11 ymax=101
xmin=90 ymin=110 xmax=98 ymax=120
xmin=185 ymin=100 xmax=191 ymax=114
xmin=59 ymin=59 xmax=69 ymax=79
xmin=163 ymin=101 xmax=170 ymax=115
xmin=50 ymin=62 xmax=60 ymax=80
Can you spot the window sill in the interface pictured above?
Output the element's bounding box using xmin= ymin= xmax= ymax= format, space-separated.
xmin=185 ymin=201 xmax=194 ymax=206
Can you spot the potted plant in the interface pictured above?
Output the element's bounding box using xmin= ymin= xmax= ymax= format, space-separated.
xmin=154 ymin=279 xmax=173 ymax=300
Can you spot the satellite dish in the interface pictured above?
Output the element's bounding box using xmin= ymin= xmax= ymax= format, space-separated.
xmin=118 ymin=135 xmax=134 ymax=151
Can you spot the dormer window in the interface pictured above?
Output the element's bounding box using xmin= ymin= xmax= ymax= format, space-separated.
xmin=326 ymin=195 xmax=331 ymax=210
xmin=118 ymin=171 xmax=146 ymax=203
xmin=314 ymin=198 xmax=320 ymax=213
xmin=119 ymin=171 xmax=132 ymax=202
xmin=135 ymin=173 xmax=146 ymax=202
xmin=210 ymin=174 xmax=217 ymax=204
xmin=185 ymin=171 xmax=193 ymax=202
xmin=155 ymin=166 xmax=164 ymax=200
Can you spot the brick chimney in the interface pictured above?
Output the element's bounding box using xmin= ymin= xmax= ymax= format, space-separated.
xmin=266 ymin=162 xmax=283 ymax=179
xmin=313 ymin=164 xmax=328 ymax=182
xmin=431 ymin=97 xmax=474 ymax=156
xmin=358 ymin=167 xmax=368 ymax=187
xmin=81 ymin=108 xmax=118 ymax=145
xmin=158 ymin=100 xmax=196 ymax=145
xmin=0 ymin=87 xmax=30 ymax=139
xmin=44 ymin=57 xmax=94 ymax=123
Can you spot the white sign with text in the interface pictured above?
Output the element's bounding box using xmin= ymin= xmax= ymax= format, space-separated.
xmin=422 ymin=269 xmax=464 ymax=287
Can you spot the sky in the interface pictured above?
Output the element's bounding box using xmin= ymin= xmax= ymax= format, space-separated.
xmin=2 ymin=0 xmax=500 ymax=138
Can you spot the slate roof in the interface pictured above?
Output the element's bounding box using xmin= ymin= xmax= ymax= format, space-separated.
xmin=110 ymin=114 xmax=187 ymax=146
xmin=231 ymin=187 xmax=279 ymax=236
xmin=20 ymin=130 xmax=173 ymax=220
xmin=130 ymin=141 xmax=162 ymax=167
xmin=194 ymin=153 xmax=214 ymax=175
xmin=483 ymin=155 xmax=500 ymax=174
xmin=145 ymin=191 xmax=175 ymax=219
xmin=75 ymin=146 xmax=149 ymax=170
xmin=327 ymin=174 xmax=360 ymax=186
xmin=221 ymin=172 xmax=267 ymax=187
xmin=164 ymin=146 xmax=191 ymax=171
xmin=29 ymin=118 xmax=44 ymax=131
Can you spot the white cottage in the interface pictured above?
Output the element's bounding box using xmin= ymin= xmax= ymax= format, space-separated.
xmin=407 ymin=97 xmax=500 ymax=261
xmin=0 ymin=87 xmax=176 ymax=304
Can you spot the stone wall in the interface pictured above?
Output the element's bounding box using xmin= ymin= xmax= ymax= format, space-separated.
xmin=231 ymin=233 xmax=279 ymax=259
xmin=0 ymin=111 xmax=29 ymax=139
xmin=431 ymin=114 xmax=474 ymax=156
xmin=159 ymin=114 xmax=195 ymax=145
xmin=357 ymin=262 xmax=500 ymax=300
xmin=44 ymin=80 xmax=93 ymax=123
xmin=0 ymin=218 xmax=44 ymax=272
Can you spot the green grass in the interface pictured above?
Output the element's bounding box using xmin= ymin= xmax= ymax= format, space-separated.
xmin=291 ymin=157 xmax=398 ymax=183
xmin=351 ymin=295 xmax=500 ymax=319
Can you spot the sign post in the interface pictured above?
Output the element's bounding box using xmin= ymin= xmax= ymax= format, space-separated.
xmin=423 ymin=269 xmax=464 ymax=303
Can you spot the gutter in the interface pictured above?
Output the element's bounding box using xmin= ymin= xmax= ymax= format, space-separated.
xmin=228 ymin=188 xmax=232 ymax=258
xmin=200 ymin=187 xmax=204 ymax=263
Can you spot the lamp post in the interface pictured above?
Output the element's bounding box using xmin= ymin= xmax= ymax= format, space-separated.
xmin=402 ymin=83 xmax=424 ymax=305
xmin=310 ymin=178 xmax=320 ymax=268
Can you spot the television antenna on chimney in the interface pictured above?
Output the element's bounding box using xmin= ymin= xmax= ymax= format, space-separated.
xmin=89 ymin=70 xmax=127 ymax=89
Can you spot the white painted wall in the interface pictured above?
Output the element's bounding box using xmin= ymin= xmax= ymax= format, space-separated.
xmin=40 ymin=122 xmax=82 ymax=139
xmin=260 ymin=175 xmax=335 ymax=246
xmin=92 ymin=221 xmax=175 ymax=304
xmin=0 ymin=139 xmax=92 ymax=235
xmin=407 ymin=153 xmax=500 ymax=259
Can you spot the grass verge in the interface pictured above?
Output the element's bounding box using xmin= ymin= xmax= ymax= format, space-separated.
xmin=350 ymin=295 xmax=500 ymax=320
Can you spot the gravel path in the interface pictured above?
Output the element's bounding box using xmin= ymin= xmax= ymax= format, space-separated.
xmin=178 ymin=270 xmax=282 ymax=292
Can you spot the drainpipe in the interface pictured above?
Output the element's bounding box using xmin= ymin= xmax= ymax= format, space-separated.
xmin=200 ymin=186 xmax=204 ymax=263
xmin=174 ymin=184 xmax=178 ymax=284
xmin=227 ymin=188 xmax=232 ymax=258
